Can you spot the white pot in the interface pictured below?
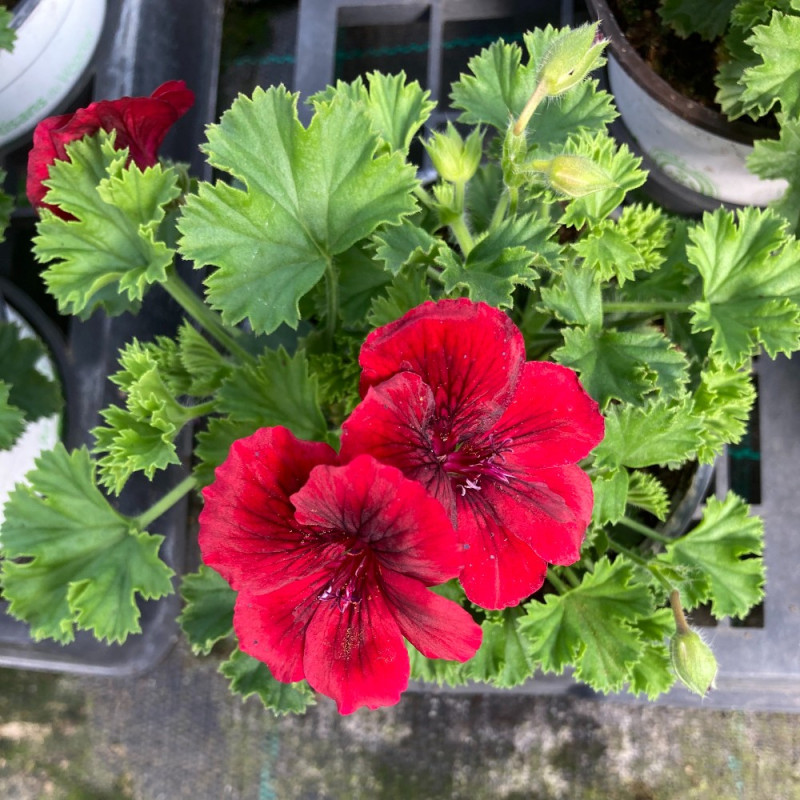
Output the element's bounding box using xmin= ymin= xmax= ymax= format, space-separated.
xmin=0 ymin=305 xmax=61 ymax=527
xmin=588 ymin=0 xmax=787 ymax=207
xmin=0 ymin=0 xmax=106 ymax=149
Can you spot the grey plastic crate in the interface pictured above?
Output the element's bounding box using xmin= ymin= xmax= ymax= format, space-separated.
xmin=0 ymin=0 xmax=224 ymax=676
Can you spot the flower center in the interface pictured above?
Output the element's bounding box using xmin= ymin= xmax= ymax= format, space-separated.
xmin=318 ymin=541 xmax=371 ymax=612
xmin=440 ymin=435 xmax=513 ymax=496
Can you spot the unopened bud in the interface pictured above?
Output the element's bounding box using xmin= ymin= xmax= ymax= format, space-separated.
xmin=425 ymin=123 xmax=483 ymax=184
xmin=670 ymin=627 xmax=718 ymax=697
xmin=532 ymin=154 xmax=617 ymax=198
xmin=538 ymin=24 xmax=607 ymax=97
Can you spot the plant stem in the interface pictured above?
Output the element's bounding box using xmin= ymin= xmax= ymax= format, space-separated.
xmin=513 ymin=79 xmax=548 ymax=136
xmin=606 ymin=534 xmax=675 ymax=594
xmin=162 ymin=268 xmax=251 ymax=363
xmin=547 ymin=568 xmax=571 ymax=595
xmin=670 ymin=589 xmax=691 ymax=634
xmin=561 ymin=566 xmax=582 ymax=588
xmin=619 ymin=515 xmax=672 ymax=544
xmin=449 ymin=215 xmax=474 ymax=256
xmin=134 ymin=474 xmax=197 ymax=529
xmin=489 ymin=190 xmax=510 ymax=230
xmin=603 ymin=301 xmax=692 ymax=314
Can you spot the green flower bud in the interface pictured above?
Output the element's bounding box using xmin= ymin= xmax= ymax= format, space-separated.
xmin=537 ymin=24 xmax=607 ymax=97
xmin=532 ymin=154 xmax=617 ymax=198
xmin=424 ymin=122 xmax=483 ymax=184
xmin=670 ymin=627 xmax=718 ymax=697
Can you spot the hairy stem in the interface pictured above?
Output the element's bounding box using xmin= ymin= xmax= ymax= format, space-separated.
xmin=603 ymin=301 xmax=692 ymax=314
xmin=619 ymin=515 xmax=672 ymax=544
xmin=546 ymin=569 xmax=572 ymax=595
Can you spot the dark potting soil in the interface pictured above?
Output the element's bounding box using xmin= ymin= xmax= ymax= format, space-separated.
xmin=606 ymin=0 xmax=723 ymax=110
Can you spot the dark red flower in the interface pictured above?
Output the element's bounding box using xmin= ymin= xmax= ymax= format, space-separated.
xmin=339 ymin=299 xmax=605 ymax=610
xmin=199 ymin=426 xmax=482 ymax=714
xmin=26 ymin=80 xmax=194 ymax=215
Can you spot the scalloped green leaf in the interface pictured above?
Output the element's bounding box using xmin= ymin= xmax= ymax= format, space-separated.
xmin=0 ymin=381 xmax=25 ymax=450
xmin=178 ymin=566 xmax=236 ymax=655
xmin=664 ymin=493 xmax=764 ymax=619
xmin=520 ymin=557 xmax=654 ymax=693
xmin=220 ymin=647 xmax=316 ymax=716
xmin=554 ymin=327 xmax=689 ymax=408
xmin=0 ymin=445 xmax=174 ymax=643
xmin=178 ymin=87 xmax=418 ymax=334
xmin=34 ymin=132 xmax=180 ymax=318
xmin=688 ymin=208 xmax=800 ymax=363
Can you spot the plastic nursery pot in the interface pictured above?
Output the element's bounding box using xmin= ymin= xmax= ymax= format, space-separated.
xmin=0 ymin=0 xmax=107 ymax=151
xmin=585 ymin=0 xmax=787 ymax=210
xmin=0 ymin=277 xmax=71 ymax=527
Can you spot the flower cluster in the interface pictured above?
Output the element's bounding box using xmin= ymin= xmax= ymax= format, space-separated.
xmin=199 ymin=299 xmax=604 ymax=712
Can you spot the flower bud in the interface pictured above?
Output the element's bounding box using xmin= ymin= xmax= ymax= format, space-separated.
xmin=537 ymin=24 xmax=607 ymax=97
xmin=424 ymin=123 xmax=483 ymax=184
xmin=533 ymin=154 xmax=617 ymax=198
xmin=670 ymin=627 xmax=718 ymax=697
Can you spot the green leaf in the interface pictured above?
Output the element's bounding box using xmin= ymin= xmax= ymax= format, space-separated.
xmin=335 ymin=243 xmax=392 ymax=326
xmin=688 ymin=208 xmax=800 ymax=363
xmin=464 ymin=608 xmax=537 ymax=688
xmin=748 ymin=115 xmax=800 ymax=232
xmin=0 ymin=168 xmax=11 ymax=238
xmin=0 ymin=445 xmax=174 ymax=643
xmin=437 ymin=213 xmax=555 ymax=307
xmin=372 ymin=218 xmax=441 ymax=276
xmin=360 ymin=71 xmax=435 ymax=154
xmin=626 ymin=609 xmax=675 ymax=700
xmin=177 ymin=322 xmax=233 ymax=397
xmin=692 ymin=362 xmax=756 ymax=463
xmin=539 ymin=263 xmax=602 ymax=328
xmin=0 ymin=381 xmax=25 ymax=450
xmin=554 ymin=327 xmax=689 ymax=408
xmin=520 ymin=556 xmax=654 ymax=693
xmin=659 ymin=0 xmax=738 ymax=40
xmin=626 ymin=470 xmax=669 ymax=521
xmin=367 ymin=267 xmax=433 ymax=328
xmin=741 ymin=11 xmax=800 ymax=117
xmin=572 ymin=204 xmax=668 ymax=285
xmin=178 ymin=87 xmax=418 ymax=334
xmin=220 ymin=647 xmax=316 ymax=715
xmin=0 ymin=322 xmax=62 ymax=423
xmin=194 ymin=417 xmax=259 ymax=488
xmin=0 ymin=7 xmax=16 ymax=51
xmin=664 ymin=493 xmax=764 ymax=619
xmin=593 ymin=397 xmax=703 ymax=470
xmin=591 ymin=468 xmax=630 ymax=526
xmin=91 ymin=338 xmax=200 ymax=493
xmin=35 ymin=132 xmax=180 ymax=318
xmin=178 ymin=566 xmax=236 ymax=655
xmin=216 ymin=347 xmax=327 ymax=441
xmin=407 ymin=644 xmax=469 ymax=687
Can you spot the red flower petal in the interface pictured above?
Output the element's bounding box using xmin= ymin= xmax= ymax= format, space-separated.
xmin=26 ymin=80 xmax=194 ymax=214
xmin=303 ymin=580 xmax=410 ymax=714
xmin=492 ymin=361 xmax=604 ymax=468
xmin=382 ymin=571 xmax=482 ymax=661
xmin=199 ymin=426 xmax=337 ymax=591
xmin=291 ymin=454 xmax=463 ymax=586
xmin=359 ymin=299 xmax=525 ymax=438
xmin=456 ymin=497 xmax=548 ymax=608
xmin=479 ymin=464 xmax=595 ymax=566
xmin=233 ymin=577 xmax=326 ymax=683
xmin=339 ymin=372 xmax=458 ymax=520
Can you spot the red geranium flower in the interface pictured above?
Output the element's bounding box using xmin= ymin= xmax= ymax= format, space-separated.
xmin=199 ymin=426 xmax=482 ymax=715
xmin=339 ymin=299 xmax=605 ymax=610
xmin=26 ymin=80 xmax=194 ymax=215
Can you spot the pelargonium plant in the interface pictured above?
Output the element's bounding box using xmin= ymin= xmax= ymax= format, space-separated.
xmin=1 ymin=22 xmax=794 ymax=714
